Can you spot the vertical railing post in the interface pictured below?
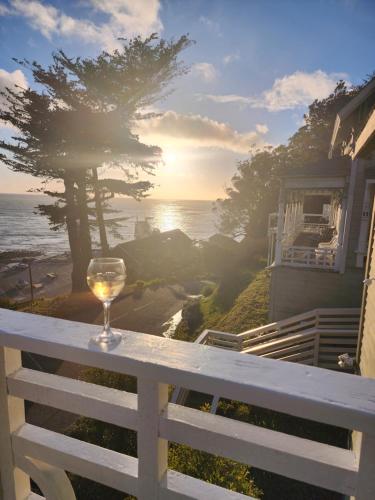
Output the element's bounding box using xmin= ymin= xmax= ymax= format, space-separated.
xmin=355 ymin=433 xmax=375 ymax=499
xmin=137 ymin=378 xmax=168 ymax=500
xmin=274 ymin=187 xmax=285 ymax=266
xmin=313 ymin=313 xmax=320 ymax=366
xmin=0 ymin=347 xmax=30 ymax=500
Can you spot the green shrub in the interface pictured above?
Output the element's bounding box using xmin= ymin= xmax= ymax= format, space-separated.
xmin=201 ymin=283 xmax=215 ymax=297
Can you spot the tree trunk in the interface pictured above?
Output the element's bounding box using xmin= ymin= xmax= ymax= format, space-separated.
xmin=76 ymin=172 xmax=92 ymax=291
xmin=64 ymin=174 xmax=84 ymax=293
xmin=92 ymin=167 xmax=110 ymax=256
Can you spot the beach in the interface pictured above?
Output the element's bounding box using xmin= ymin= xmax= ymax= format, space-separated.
xmin=0 ymin=251 xmax=72 ymax=299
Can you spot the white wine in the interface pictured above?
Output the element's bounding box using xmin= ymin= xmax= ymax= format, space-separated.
xmin=87 ymin=272 xmax=125 ymax=302
xmin=87 ymin=258 xmax=126 ymax=346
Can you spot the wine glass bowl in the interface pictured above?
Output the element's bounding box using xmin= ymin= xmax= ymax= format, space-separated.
xmin=87 ymin=257 xmax=126 ymax=346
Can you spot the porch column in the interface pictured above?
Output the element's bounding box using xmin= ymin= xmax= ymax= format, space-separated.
xmin=337 ymin=159 xmax=358 ymax=273
xmin=356 ymin=180 xmax=374 ymax=268
xmin=274 ymin=186 xmax=285 ymax=266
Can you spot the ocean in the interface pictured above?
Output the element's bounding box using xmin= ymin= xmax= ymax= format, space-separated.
xmin=0 ymin=194 xmax=218 ymax=256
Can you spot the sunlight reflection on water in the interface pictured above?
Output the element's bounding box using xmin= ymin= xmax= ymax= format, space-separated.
xmin=0 ymin=194 xmax=218 ymax=255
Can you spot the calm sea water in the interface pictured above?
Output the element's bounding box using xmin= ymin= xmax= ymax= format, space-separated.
xmin=0 ymin=194 xmax=217 ymax=256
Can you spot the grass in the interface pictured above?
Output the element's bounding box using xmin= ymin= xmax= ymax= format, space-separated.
xmin=216 ymin=268 xmax=270 ymax=333
xmin=199 ymin=266 xmax=269 ymax=334
xmin=180 ymin=266 xmax=347 ymax=500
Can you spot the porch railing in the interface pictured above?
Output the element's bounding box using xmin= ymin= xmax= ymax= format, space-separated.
xmin=0 ymin=308 xmax=374 ymax=499
xmin=172 ymin=308 xmax=360 ymax=408
xmin=268 ymin=213 xmax=338 ymax=269
xmin=193 ymin=308 xmax=359 ymax=369
xmin=281 ymin=245 xmax=337 ymax=269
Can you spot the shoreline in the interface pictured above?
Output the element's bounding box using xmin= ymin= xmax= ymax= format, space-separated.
xmin=0 ymin=250 xmax=73 ymax=301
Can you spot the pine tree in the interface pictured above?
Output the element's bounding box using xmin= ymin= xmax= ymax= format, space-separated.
xmin=0 ymin=34 xmax=192 ymax=291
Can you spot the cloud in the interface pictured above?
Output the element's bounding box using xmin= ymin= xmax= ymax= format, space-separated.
xmin=201 ymin=93 xmax=250 ymax=104
xmin=199 ymin=15 xmax=221 ymax=35
xmin=1 ymin=0 xmax=163 ymax=51
xmin=136 ymin=110 xmax=268 ymax=154
xmin=0 ymin=68 xmax=28 ymax=129
xmin=0 ymin=3 xmax=10 ymax=15
xmin=253 ymin=70 xmax=349 ymax=111
xmin=200 ymin=70 xmax=349 ymax=111
xmin=256 ymin=123 xmax=269 ymax=134
xmin=223 ymin=53 xmax=240 ymax=65
xmin=0 ymin=68 xmax=28 ymax=108
xmin=193 ymin=63 xmax=217 ymax=83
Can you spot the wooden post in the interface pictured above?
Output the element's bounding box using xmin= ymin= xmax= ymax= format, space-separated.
xmin=137 ymin=378 xmax=168 ymax=499
xmin=355 ymin=433 xmax=375 ymax=499
xmin=0 ymin=347 xmax=30 ymax=499
xmin=28 ymin=262 xmax=34 ymax=306
xmin=337 ymin=159 xmax=358 ymax=273
xmin=275 ymin=186 xmax=285 ymax=266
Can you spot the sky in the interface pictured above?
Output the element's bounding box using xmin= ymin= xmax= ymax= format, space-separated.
xmin=0 ymin=0 xmax=375 ymax=200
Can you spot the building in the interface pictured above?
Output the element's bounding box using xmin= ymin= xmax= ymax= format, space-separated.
xmin=350 ymin=78 xmax=375 ymax=465
xmin=268 ymin=77 xmax=375 ymax=320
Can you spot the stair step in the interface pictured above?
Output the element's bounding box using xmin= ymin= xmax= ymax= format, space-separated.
xmin=243 ymin=330 xmax=315 ymax=355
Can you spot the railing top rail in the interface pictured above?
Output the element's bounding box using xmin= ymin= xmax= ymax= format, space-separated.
xmin=283 ymin=245 xmax=338 ymax=251
xmin=240 ymin=308 xmax=360 ymax=336
xmin=0 ymin=309 xmax=374 ymax=433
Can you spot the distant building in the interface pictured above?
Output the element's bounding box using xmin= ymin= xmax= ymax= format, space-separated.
xmin=112 ymin=229 xmax=196 ymax=282
xmin=134 ymin=218 xmax=154 ymax=240
xmin=268 ymin=77 xmax=375 ymax=320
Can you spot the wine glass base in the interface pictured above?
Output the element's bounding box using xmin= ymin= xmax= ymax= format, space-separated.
xmin=93 ymin=330 xmax=122 ymax=348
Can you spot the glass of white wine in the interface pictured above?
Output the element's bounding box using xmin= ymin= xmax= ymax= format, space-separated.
xmin=87 ymin=257 xmax=126 ymax=345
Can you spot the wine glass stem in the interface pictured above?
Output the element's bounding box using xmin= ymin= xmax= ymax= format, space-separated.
xmin=103 ymin=301 xmax=111 ymax=336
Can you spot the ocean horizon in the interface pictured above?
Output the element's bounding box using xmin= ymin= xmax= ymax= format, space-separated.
xmin=0 ymin=193 xmax=218 ymax=256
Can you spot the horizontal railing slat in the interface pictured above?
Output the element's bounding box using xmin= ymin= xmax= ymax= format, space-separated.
xmin=261 ymin=340 xmax=315 ymax=358
xmin=0 ymin=309 xmax=373 ymax=433
xmin=7 ymin=368 xmax=138 ymax=430
xmin=13 ymin=424 xmax=138 ymax=496
xmin=162 ymin=471 xmax=254 ymax=499
xmin=244 ymin=331 xmax=315 ymax=355
xmin=160 ymin=404 xmax=358 ymax=496
xmin=13 ymin=424 xmax=252 ymax=500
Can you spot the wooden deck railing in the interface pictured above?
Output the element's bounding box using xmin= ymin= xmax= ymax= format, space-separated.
xmin=281 ymin=245 xmax=337 ymax=269
xmin=199 ymin=308 xmax=359 ymax=369
xmin=0 ymin=308 xmax=373 ymax=499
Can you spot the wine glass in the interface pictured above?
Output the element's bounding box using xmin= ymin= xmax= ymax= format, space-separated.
xmin=87 ymin=257 xmax=126 ymax=346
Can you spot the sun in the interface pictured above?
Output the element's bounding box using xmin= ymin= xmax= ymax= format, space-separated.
xmin=163 ymin=149 xmax=178 ymax=166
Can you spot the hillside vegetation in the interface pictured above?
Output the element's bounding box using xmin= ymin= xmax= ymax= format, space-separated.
xmin=215 ymin=269 xmax=270 ymax=333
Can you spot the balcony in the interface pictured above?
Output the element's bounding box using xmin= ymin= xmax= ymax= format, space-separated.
xmin=268 ymin=210 xmax=340 ymax=270
xmin=1 ymin=308 xmax=375 ymax=499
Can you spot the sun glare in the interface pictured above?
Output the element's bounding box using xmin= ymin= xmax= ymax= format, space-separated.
xmin=163 ymin=149 xmax=178 ymax=166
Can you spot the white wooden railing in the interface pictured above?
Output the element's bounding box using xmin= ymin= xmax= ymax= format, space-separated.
xmin=0 ymin=308 xmax=374 ymax=499
xmin=300 ymin=222 xmax=331 ymax=234
xmin=281 ymin=245 xmax=337 ymax=269
xmin=193 ymin=308 xmax=360 ymax=369
xmin=268 ymin=209 xmax=339 ymax=269
xmin=172 ymin=308 xmax=359 ymax=410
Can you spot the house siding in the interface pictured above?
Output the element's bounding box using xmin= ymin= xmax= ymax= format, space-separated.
xmin=358 ymin=206 xmax=375 ymax=379
xmin=269 ymin=266 xmax=363 ymax=321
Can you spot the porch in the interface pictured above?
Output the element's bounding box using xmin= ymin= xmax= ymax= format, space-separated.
xmin=268 ymin=191 xmax=342 ymax=269
xmin=1 ymin=309 xmax=375 ymax=499
xmin=268 ymin=160 xmax=350 ymax=271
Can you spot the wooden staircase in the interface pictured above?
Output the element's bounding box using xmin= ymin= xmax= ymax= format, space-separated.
xmin=172 ymin=308 xmax=360 ymax=411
